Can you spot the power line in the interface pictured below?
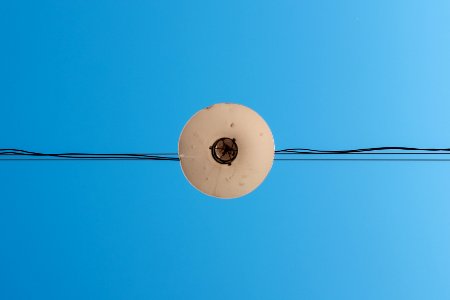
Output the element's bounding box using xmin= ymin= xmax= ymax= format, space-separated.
xmin=275 ymin=158 xmax=450 ymax=162
xmin=274 ymin=147 xmax=450 ymax=161
xmin=2 ymin=147 xmax=450 ymax=162
xmin=275 ymin=147 xmax=450 ymax=154
xmin=0 ymin=149 xmax=179 ymax=161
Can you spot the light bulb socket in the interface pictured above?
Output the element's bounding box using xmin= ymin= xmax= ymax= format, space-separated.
xmin=209 ymin=137 xmax=238 ymax=166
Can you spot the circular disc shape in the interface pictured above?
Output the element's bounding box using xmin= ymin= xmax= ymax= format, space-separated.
xmin=178 ymin=103 xmax=274 ymax=199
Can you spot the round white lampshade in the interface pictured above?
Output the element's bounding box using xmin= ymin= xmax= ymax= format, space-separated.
xmin=178 ymin=103 xmax=274 ymax=199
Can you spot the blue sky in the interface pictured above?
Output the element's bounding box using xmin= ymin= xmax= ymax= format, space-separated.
xmin=1 ymin=1 xmax=450 ymax=299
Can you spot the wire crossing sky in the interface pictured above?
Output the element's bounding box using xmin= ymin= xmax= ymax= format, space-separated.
xmin=0 ymin=149 xmax=179 ymax=161
xmin=2 ymin=147 xmax=450 ymax=161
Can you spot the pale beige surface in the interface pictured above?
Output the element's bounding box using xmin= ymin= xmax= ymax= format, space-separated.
xmin=178 ymin=103 xmax=275 ymax=199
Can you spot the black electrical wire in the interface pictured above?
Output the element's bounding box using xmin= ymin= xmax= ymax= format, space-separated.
xmin=0 ymin=149 xmax=179 ymax=161
xmin=274 ymin=147 xmax=450 ymax=161
xmin=274 ymin=158 xmax=450 ymax=162
xmin=275 ymin=147 xmax=450 ymax=155
xmin=2 ymin=147 xmax=450 ymax=162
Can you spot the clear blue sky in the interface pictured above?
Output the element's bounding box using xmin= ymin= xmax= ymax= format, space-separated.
xmin=1 ymin=1 xmax=450 ymax=299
